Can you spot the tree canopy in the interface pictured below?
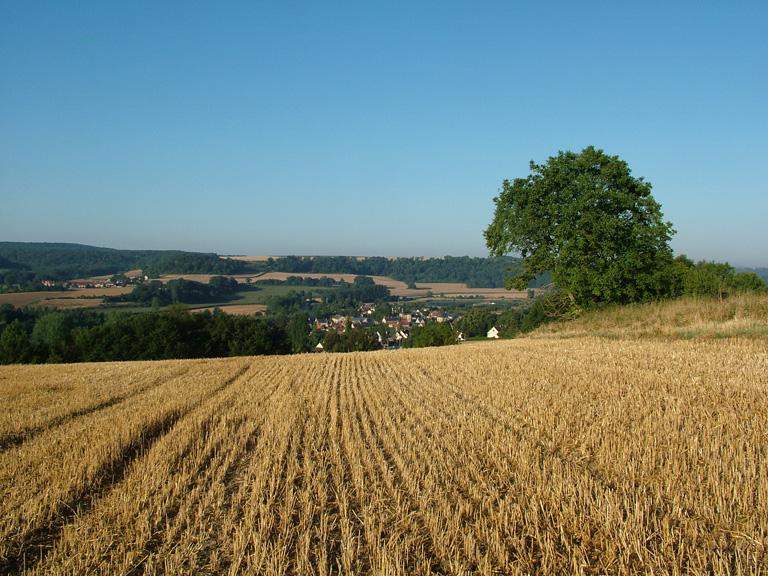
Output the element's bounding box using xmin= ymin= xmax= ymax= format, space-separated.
xmin=0 ymin=242 xmax=250 ymax=291
xmin=485 ymin=147 xmax=675 ymax=306
xmin=106 ymin=277 xmax=241 ymax=307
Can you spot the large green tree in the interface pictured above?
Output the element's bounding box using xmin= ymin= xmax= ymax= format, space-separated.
xmin=485 ymin=147 xmax=675 ymax=306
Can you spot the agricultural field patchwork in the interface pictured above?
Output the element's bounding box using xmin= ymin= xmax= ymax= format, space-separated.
xmin=0 ymin=338 xmax=766 ymax=574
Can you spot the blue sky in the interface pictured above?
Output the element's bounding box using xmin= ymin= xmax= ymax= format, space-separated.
xmin=1 ymin=1 xmax=766 ymax=265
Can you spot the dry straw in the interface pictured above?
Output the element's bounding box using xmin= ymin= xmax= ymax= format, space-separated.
xmin=0 ymin=327 xmax=766 ymax=574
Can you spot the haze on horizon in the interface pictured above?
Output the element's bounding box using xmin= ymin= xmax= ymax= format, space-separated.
xmin=1 ymin=1 xmax=766 ymax=266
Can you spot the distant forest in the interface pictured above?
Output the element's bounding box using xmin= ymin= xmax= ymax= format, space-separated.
xmin=2 ymin=242 xmax=762 ymax=295
xmin=0 ymin=243 xmax=542 ymax=291
xmin=262 ymin=255 xmax=546 ymax=288
xmin=0 ymin=242 xmax=248 ymax=290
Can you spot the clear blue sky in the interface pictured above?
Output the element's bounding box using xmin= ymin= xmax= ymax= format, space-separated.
xmin=1 ymin=1 xmax=766 ymax=265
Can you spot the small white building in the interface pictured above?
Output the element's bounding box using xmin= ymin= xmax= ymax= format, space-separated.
xmin=486 ymin=326 xmax=500 ymax=339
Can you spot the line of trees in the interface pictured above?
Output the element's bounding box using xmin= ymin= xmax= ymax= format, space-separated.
xmin=254 ymin=276 xmax=342 ymax=287
xmin=667 ymin=257 xmax=766 ymax=298
xmin=264 ymin=255 xmax=545 ymax=288
xmin=0 ymin=306 xmax=292 ymax=364
xmin=0 ymin=304 xmax=402 ymax=363
xmin=107 ymin=276 xmax=242 ymax=307
xmin=0 ymin=275 xmax=398 ymax=364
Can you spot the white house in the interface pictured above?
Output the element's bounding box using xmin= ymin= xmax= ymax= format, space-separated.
xmin=486 ymin=326 xmax=500 ymax=339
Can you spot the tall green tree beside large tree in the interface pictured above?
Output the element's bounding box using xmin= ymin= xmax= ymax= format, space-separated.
xmin=485 ymin=147 xmax=675 ymax=306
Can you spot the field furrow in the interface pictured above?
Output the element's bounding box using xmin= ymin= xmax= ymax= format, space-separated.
xmin=0 ymin=363 xmax=190 ymax=452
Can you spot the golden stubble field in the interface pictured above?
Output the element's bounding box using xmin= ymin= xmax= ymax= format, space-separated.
xmin=0 ymin=337 xmax=766 ymax=575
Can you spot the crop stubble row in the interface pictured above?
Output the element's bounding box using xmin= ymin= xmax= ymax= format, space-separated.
xmin=0 ymin=337 xmax=765 ymax=575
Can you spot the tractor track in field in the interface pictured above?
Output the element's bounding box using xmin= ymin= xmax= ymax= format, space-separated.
xmin=0 ymin=363 xmax=250 ymax=576
xmin=0 ymin=367 xmax=191 ymax=454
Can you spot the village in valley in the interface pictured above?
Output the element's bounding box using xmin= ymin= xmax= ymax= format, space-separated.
xmin=312 ymin=301 xmax=504 ymax=351
xmin=35 ymin=270 xmax=520 ymax=352
xmin=1 ymin=247 xmax=536 ymax=354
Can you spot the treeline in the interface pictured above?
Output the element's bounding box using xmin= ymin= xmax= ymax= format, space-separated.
xmin=0 ymin=242 xmax=249 ymax=291
xmin=0 ymin=306 xmax=291 ymax=364
xmin=254 ymin=276 xmax=342 ymax=287
xmin=0 ymin=274 xmax=397 ymax=363
xmin=107 ymin=277 xmax=242 ymax=307
xmin=0 ymin=304 xmax=396 ymax=363
xmin=266 ymin=277 xmax=391 ymax=316
xmin=738 ymin=267 xmax=768 ymax=285
xmin=668 ymin=258 xmax=766 ymax=298
xmin=142 ymin=253 xmax=246 ymax=278
xmin=498 ymin=258 xmax=767 ymax=336
xmin=265 ymin=255 xmax=544 ymax=288
xmin=446 ymin=258 xmax=767 ymax=341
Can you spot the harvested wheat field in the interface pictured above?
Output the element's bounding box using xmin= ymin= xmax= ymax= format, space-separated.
xmin=1 ymin=337 xmax=766 ymax=575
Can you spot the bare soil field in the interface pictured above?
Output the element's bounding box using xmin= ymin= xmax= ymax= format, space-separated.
xmin=1 ymin=337 xmax=766 ymax=574
xmin=0 ymin=291 xmax=76 ymax=307
xmin=70 ymin=269 xmax=144 ymax=283
xmin=192 ymin=304 xmax=267 ymax=315
xmin=29 ymin=297 xmax=106 ymax=309
xmin=0 ymin=287 xmax=132 ymax=309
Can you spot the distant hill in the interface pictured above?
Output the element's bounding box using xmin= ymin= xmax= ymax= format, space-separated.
xmin=263 ymin=255 xmax=542 ymax=288
xmin=0 ymin=242 xmax=541 ymax=289
xmin=0 ymin=242 xmax=248 ymax=282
